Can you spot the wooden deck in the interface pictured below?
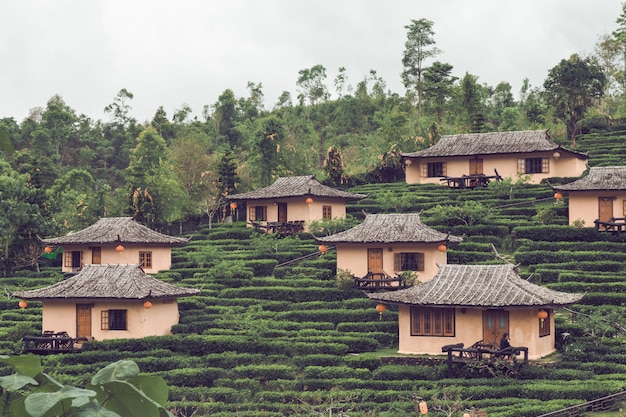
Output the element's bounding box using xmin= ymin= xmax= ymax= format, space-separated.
xmin=354 ymin=272 xmax=408 ymax=289
xmin=442 ymin=341 xmax=529 ymax=377
xmin=23 ymin=331 xmax=88 ymax=354
xmin=249 ymin=220 xmax=305 ymax=237
xmin=594 ymin=217 xmax=626 ymax=233
xmin=440 ymin=173 xmax=502 ymax=189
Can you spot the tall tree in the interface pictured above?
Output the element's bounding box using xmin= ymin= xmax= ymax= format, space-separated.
xmin=543 ymin=54 xmax=606 ymax=146
xmin=401 ymin=18 xmax=441 ymax=118
xmin=126 ymin=127 xmax=186 ymax=226
xmin=296 ymin=65 xmax=329 ymax=106
xmin=459 ymin=73 xmax=486 ymax=133
xmin=0 ymin=160 xmax=45 ymax=275
xmin=422 ymin=61 xmax=457 ymax=126
xmin=613 ymin=2 xmax=626 ymax=90
xmin=212 ymin=89 xmax=243 ymax=150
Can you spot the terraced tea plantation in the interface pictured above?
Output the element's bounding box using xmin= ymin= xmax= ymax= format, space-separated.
xmin=3 ymin=130 xmax=626 ymax=416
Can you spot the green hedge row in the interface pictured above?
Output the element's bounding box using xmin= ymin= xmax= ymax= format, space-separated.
xmin=219 ymin=286 xmax=357 ymax=303
xmin=514 ymin=225 xmax=626 ymax=242
xmin=515 ymin=250 xmax=626 ymax=265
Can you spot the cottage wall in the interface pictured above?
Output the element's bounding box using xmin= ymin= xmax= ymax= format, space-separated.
xmin=245 ymin=197 xmax=348 ymax=231
xmin=567 ymin=191 xmax=626 ymax=226
xmin=336 ymin=243 xmax=445 ymax=281
xmin=405 ymin=153 xmax=586 ymax=186
xmin=396 ymin=305 xmax=556 ymax=360
xmin=41 ymin=298 xmax=180 ymax=340
xmin=59 ymin=245 xmax=173 ymax=273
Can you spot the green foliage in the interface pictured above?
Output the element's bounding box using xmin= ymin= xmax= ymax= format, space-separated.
xmin=0 ymin=356 xmax=173 ymax=417
xmin=427 ymin=200 xmax=493 ymax=226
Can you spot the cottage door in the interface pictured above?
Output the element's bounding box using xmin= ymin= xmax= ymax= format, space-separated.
xmin=367 ymin=248 xmax=384 ymax=274
xmin=76 ymin=304 xmax=92 ymax=339
xmin=469 ymin=158 xmax=483 ymax=175
xmin=277 ymin=203 xmax=287 ymax=223
xmin=92 ymin=247 xmax=101 ymax=264
xmin=482 ymin=309 xmax=509 ymax=347
xmin=598 ymin=197 xmax=614 ymax=225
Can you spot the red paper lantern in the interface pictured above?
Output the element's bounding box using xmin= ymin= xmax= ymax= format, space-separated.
xmin=305 ymin=197 xmax=314 ymax=205
xmin=18 ymin=300 xmax=27 ymax=309
xmin=230 ymin=202 xmax=237 ymax=210
xmin=318 ymin=244 xmax=327 ymax=253
xmin=143 ymin=300 xmax=153 ymax=309
xmin=376 ymin=304 xmax=386 ymax=313
xmin=554 ymin=192 xmax=563 ymax=200
xmin=537 ymin=310 xmax=548 ymax=320
xmin=44 ymin=246 xmax=53 ymax=254
xmin=438 ymin=244 xmax=447 ymax=252
xmin=116 ymin=244 xmax=124 ymax=252
xmin=463 ymin=413 xmax=471 ymax=417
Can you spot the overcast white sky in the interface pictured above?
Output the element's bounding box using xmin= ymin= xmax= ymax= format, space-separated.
xmin=1 ymin=1 xmax=622 ymax=124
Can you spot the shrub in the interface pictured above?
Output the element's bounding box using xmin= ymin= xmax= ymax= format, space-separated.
xmin=233 ymin=364 xmax=296 ymax=380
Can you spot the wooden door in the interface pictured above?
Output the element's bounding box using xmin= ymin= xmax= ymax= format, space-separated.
xmin=469 ymin=158 xmax=483 ymax=175
xmin=278 ymin=203 xmax=287 ymax=223
xmin=482 ymin=310 xmax=509 ymax=347
xmin=76 ymin=304 xmax=92 ymax=339
xmin=367 ymin=248 xmax=383 ymax=273
xmin=598 ymin=197 xmax=614 ymax=223
xmin=91 ymin=247 xmax=101 ymax=264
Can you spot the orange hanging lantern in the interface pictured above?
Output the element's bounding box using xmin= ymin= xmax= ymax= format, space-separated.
xmin=554 ymin=192 xmax=563 ymax=200
xmin=230 ymin=202 xmax=238 ymax=210
xmin=537 ymin=310 xmax=548 ymax=320
xmin=18 ymin=300 xmax=27 ymax=309
xmin=44 ymin=246 xmax=53 ymax=254
xmin=438 ymin=244 xmax=447 ymax=252
xmin=318 ymin=244 xmax=327 ymax=253
xmin=305 ymin=197 xmax=314 ymax=205
xmin=376 ymin=303 xmax=386 ymax=320
xmin=419 ymin=400 xmax=428 ymax=415
xmin=116 ymin=244 xmax=124 ymax=253
xmin=143 ymin=300 xmax=153 ymax=309
xmin=463 ymin=413 xmax=471 ymax=417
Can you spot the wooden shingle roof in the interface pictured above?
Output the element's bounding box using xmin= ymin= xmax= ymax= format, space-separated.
xmin=368 ymin=264 xmax=583 ymax=307
xmin=554 ymin=166 xmax=626 ymax=192
xmin=402 ymin=130 xmax=587 ymax=159
xmin=226 ymin=175 xmax=367 ymax=201
xmin=316 ymin=213 xmax=463 ymax=244
xmin=13 ymin=264 xmax=200 ymax=300
xmin=41 ymin=217 xmax=188 ymax=246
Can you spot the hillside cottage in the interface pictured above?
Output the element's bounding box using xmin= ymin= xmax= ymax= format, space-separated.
xmin=402 ymin=130 xmax=588 ymax=186
xmin=315 ymin=213 xmax=462 ymax=284
xmin=41 ymin=217 xmax=188 ymax=273
xmin=552 ymin=166 xmax=626 ymax=228
xmin=368 ymin=264 xmax=583 ymax=360
xmin=227 ymin=175 xmax=366 ymax=232
xmin=13 ymin=264 xmax=200 ymax=341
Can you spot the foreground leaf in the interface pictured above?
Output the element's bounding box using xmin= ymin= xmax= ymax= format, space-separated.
xmin=25 ymin=385 xmax=96 ymax=417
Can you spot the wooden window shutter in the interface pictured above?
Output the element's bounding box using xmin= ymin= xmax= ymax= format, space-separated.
xmin=248 ymin=206 xmax=256 ymax=221
xmin=394 ymin=253 xmax=401 ymax=271
xmin=517 ymin=159 xmax=525 ymax=174
xmin=418 ymin=253 xmax=425 ymax=271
